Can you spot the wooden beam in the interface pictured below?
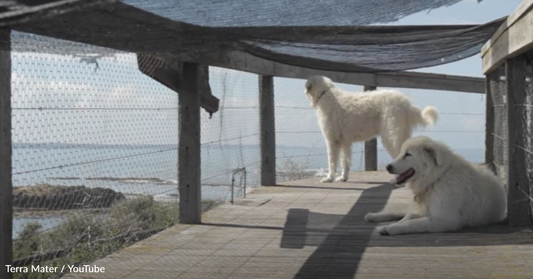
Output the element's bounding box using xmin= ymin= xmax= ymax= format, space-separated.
xmin=481 ymin=0 xmax=533 ymax=57
xmin=364 ymin=85 xmax=378 ymax=171
xmin=505 ymin=56 xmax=530 ymax=227
xmin=0 ymin=28 xmax=12 ymax=279
xmin=482 ymin=0 xmax=533 ymax=74
xmin=259 ymin=75 xmax=276 ymax=186
xmin=136 ymin=54 xmax=220 ymax=115
xmin=375 ymin=71 xmax=484 ymax=93
xmin=177 ymin=51 xmax=486 ymax=94
xmin=178 ymin=62 xmax=203 ymax=224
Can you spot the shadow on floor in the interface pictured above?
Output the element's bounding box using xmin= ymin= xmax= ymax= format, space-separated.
xmin=277 ymin=183 xmax=532 ymax=279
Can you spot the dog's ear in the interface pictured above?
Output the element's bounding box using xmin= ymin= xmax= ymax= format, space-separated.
xmin=305 ymin=83 xmax=313 ymax=92
xmin=423 ymin=146 xmax=444 ymax=166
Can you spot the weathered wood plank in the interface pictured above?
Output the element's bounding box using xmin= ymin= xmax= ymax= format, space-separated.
xmin=0 ymin=28 xmax=12 ymax=279
xmin=178 ymin=62 xmax=203 ymax=224
xmin=260 ymin=75 xmax=276 ymax=186
xmin=505 ymin=56 xmax=531 ymax=226
xmin=374 ymin=70 xmax=484 ymax=93
xmin=481 ymin=0 xmax=533 ymax=56
xmin=507 ymin=0 xmax=533 ymax=28
xmin=364 ymin=85 xmax=378 ymax=171
xmin=482 ymin=1 xmax=533 ymax=74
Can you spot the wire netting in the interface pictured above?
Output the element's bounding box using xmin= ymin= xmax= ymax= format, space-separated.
xmin=274 ymin=77 xmax=486 ymax=182
xmin=380 ymin=87 xmax=486 ymax=168
xmin=274 ymin=78 xmax=365 ymax=182
xmin=201 ymin=67 xmax=260 ymax=201
xmin=9 ymin=32 xmax=260 ymax=278
xmin=11 ymin=33 xmax=181 ymax=277
xmin=488 ymin=66 xmax=508 ymax=183
xmin=5 ymin=30 xmax=504 ymax=279
xmin=521 ymin=54 xmax=533 ymax=222
xmin=504 ymin=53 xmax=533 ymax=223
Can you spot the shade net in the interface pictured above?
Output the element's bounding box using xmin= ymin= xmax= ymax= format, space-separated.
xmin=3 ymin=0 xmax=503 ymax=72
xmin=126 ymin=0 xmax=478 ymax=27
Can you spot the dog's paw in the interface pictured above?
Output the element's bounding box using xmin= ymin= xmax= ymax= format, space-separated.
xmin=364 ymin=213 xmax=378 ymax=223
xmin=320 ymin=177 xmax=334 ymax=183
xmin=374 ymin=225 xmax=390 ymax=236
xmin=335 ymin=176 xmax=347 ymax=182
xmin=388 ymin=177 xmax=397 ymax=185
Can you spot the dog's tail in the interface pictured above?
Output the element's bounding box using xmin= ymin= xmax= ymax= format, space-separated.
xmin=410 ymin=105 xmax=438 ymax=127
xmin=421 ymin=106 xmax=438 ymax=126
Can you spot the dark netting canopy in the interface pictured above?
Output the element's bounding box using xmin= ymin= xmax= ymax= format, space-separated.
xmin=2 ymin=0 xmax=503 ymax=72
xmin=125 ymin=0 xmax=482 ymax=27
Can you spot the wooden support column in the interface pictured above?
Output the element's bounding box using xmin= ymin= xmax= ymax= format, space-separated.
xmin=485 ymin=72 xmax=496 ymax=173
xmin=260 ymin=75 xmax=276 ymax=186
xmin=364 ymin=85 xmax=378 ymax=171
xmin=178 ymin=62 xmax=203 ymax=224
xmin=505 ymin=56 xmax=530 ymax=227
xmin=0 ymin=28 xmax=12 ymax=279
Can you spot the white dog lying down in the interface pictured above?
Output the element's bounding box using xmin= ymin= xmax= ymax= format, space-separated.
xmin=365 ymin=136 xmax=507 ymax=236
xmin=305 ymin=76 xmax=438 ymax=183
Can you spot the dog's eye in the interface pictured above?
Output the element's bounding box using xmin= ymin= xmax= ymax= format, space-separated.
xmin=403 ymin=152 xmax=411 ymax=159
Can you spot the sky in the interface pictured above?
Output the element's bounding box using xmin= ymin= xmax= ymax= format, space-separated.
xmin=10 ymin=0 xmax=522 ymax=169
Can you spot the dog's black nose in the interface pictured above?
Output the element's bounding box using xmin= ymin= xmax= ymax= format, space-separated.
xmin=386 ymin=164 xmax=393 ymax=173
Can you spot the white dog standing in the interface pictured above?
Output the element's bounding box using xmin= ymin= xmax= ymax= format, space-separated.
xmin=305 ymin=76 xmax=438 ymax=183
xmin=365 ymin=136 xmax=507 ymax=235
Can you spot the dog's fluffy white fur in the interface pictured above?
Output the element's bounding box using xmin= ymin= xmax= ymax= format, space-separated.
xmin=365 ymin=136 xmax=507 ymax=236
xmin=305 ymin=76 xmax=438 ymax=183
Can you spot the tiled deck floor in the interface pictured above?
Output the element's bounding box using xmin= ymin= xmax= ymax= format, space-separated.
xmin=64 ymin=171 xmax=533 ymax=279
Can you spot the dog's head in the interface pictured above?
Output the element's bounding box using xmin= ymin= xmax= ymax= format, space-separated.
xmin=305 ymin=76 xmax=334 ymax=106
xmin=386 ymin=136 xmax=448 ymax=186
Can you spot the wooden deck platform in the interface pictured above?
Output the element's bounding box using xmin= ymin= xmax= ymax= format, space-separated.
xmin=64 ymin=171 xmax=533 ymax=279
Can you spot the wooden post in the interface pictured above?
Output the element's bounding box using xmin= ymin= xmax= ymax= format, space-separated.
xmin=260 ymin=75 xmax=276 ymax=186
xmin=0 ymin=28 xmax=12 ymax=279
xmin=364 ymin=85 xmax=378 ymax=171
xmin=485 ymin=72 xmax=496 ymax=173
xmin=505 ymin=56 xmax=530 ymax=227
xmin=178 ymin=62 xmax=203 ymax=224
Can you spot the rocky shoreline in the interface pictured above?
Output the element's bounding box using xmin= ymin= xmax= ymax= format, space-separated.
xmin=13 ymin=184 xmax=125 ymax=211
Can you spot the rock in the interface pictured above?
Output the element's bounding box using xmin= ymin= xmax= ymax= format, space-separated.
xmin=13 ymin=184 xmax=125 ymax=210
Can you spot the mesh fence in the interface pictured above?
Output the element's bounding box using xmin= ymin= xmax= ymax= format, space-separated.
xmin=501 ymin=54 xmax=533 ymax=224
xmin=487 ymin=54 xmax=533 ymax=225
xmin=10 ymin=32 xmax=260 ymax=278
xmin=11 ymin=34 xmax=180 ymax=277
xmin=201 ymin=67 xmax=260 ymax=201
xmin=487 ymin=66 xmax=508 ymax=182
xmin=274 ymin=77 xmax=365 ymax=182
xmin=6 ymin=30 xmax=493 ymax=278
xmin=382 ymin=87 xmax=486 ymax=168
xmin=273 ymin=77 xmax=486 ymax=182
xmin=521 ymin=55 xmax=533 ymax=222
